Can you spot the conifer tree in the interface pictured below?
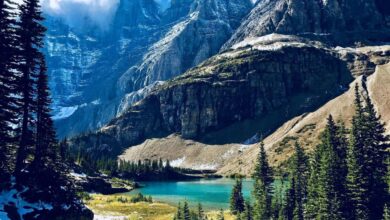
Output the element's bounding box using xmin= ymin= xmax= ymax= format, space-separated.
xmin=252 ymin=142 xmax=273 ymax=220
xmin=363 ymin=95 xmax=389 ymax=219
xmin=0 ymin=0 xmax=18 ymax=181
xmin=183 ymin=201 xmax=191 ymax=220
xmin=291 ymin=142 xmax=307 ymax=220
xmin=14 ymin=0 xmax=47 ymax=177
xmin=347 ymin=85 xmax=370 ymax=219
xmin=283 ymin=178 xmax=295 ymax=220
xmin=241 ymin=200 xmax=253 ymax=220
xmin=197 ymin=203 xmax=205 ymax=220
xmin=305 ymin=144 xmax=321 ymax=219
xmin=313 ymin=115 xmax=348 ymax=219
xmin=230 ymin=178 xmax=245 ymax=214
xmin=176 ymin=202 xmax=183 ymax=220
xmin=32 ymin=56 xmax=56 ymax=169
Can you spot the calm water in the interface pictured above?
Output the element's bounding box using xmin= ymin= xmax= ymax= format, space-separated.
xmin=128 ymin=178 xmax=254 ymax=209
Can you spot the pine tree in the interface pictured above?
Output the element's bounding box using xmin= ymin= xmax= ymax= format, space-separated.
xmin=32 ymin=56 xmax=56 ymax=169
xmin=314 ymin=115 xmax=348 ymax=219
xmin=176 ymin=202 xmax=183 ymax=220
xmin=197 ymin=203 xmax=205 ymax=220
xmin=0 ymin=0 xmax=18 ymax=180
xmin=283 ymin=178 xmax=295 ymax=220
xmin=241 ymin=200 xmax=253 ymax=220
xmin=230 ymin=178 xmax=245 ymax=214
xmin=252 ymin=141 xmax=273 ymax=220
xmin=305 ymin=144 xmax=322 ymax=219
xmin=291 ymin=142 xmax=307 ymax=220
xmin=347 ymin=85 xmax=370 ymax=219
xmin=14 ymin=0 xmax=47 ymax=177
xmin=363 ymin=95 xmax=389 ymax=219
xmin=183 ymin=201 xmax=191 ymax=220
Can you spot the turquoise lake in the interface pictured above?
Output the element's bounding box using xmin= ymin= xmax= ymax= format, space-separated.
xmin=128 ymin=178 xmax=254 ymax=210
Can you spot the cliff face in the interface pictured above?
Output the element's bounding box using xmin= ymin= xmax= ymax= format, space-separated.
xmin=117 ymin=0 xmax=253 ymax=104
xmin=222 ymin=0 xmax=390 ymax=49
xmin=45 ymin=0 xmax=252 ymax=138
xmin=72 ymin=44 xmax=352 ymax=153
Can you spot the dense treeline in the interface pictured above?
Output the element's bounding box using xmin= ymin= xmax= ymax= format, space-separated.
xmin=66 ymin=145 xmax=190 ymax=180
xmin=0 ymin=0 xmax=75 ymax=204
xmin=227 ymin=84 xmax=389 ymax=220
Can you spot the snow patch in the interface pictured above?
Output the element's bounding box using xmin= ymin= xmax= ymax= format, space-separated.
xmin=52 ymin=106 xmax=78 ymax=120
xmin=170 ymin=157 xmax=186 ymax=167
xmin=192 ymin=163 xmax=218 ymax=170
xmin=94 ymin=215 xmax=128 ymax=220
xmin=0 ymin=188 xmax=53 ymax=220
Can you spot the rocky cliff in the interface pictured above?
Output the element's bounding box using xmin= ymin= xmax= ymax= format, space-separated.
xmin=222 ymin=0 xmax=390 ymax=49
xmin=71 ymin=43 xmax=353 ymax=155
xmin=45 ymin=0 xmax=252 ymax=138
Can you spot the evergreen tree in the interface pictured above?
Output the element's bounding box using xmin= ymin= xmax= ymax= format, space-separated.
xmin=176 ymin=203 xmax=183 ymax=220
xmin=32 ymin=56 xmax=56 ymax=169
xmin=183 ymin=201 xmax=191 ymax=220
xmin=314 ymin=115 xmax=348 ymax=219
xmin=291 ymin=142 xmax=307 ymax=220
xmin=305 ymin=144 xmax=321 ymax=219
xmin=363 ymin=95 xmax=389 ymax=219
xmin=1 ymin=0 xmax=19 ymax=171
xmin=14 ymin=0 xmax=47 ymax=177
xmin=230 ymin=178 xmax=245 ymax=214
xmin=197 ymin=203 xmax=205 ymax=220
xmin=346 ymin=85 xmax=375 ymax=219
xmin=252 ymin=141 xmax=273 ymax=220
xmin=284 ymin=178 xmax=295 ymax=220
xmin=241 ymin=200 xmax=253 ymax=220
xmin=0 ymin=0 xmax=18 ymax=181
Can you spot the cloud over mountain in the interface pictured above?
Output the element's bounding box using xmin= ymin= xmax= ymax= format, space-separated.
xmin=41 ymin=0 xmax=120 ymax=29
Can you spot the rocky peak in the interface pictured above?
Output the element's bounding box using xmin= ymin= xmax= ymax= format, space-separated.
xmin=223 ymin=0 xmax=390 ymax=49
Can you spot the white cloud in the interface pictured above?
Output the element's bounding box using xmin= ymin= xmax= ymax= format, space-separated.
xmin=12 ymin=0 xmax=120 ymax=30
xmin=41 ymin=0 xmax=120 ymax=30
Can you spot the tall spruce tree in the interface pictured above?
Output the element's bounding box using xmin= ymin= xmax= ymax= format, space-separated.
xmin=241 ymin=200 xmax=253 ymax=220
xmin=0 ymin=0 xmax=18 ymax=180
xmin=14 ymin=0 xmax=47 ymax=177
xmin=314 ymin=115 xmax=349 ymax=219
xmin=230 ymin=178 xmax=245 ymax=214
xmin=305 ymin=144 xmax=322 ymax=219
xmin=291 ymin=142 xmax=307 ymax=220
xmin=32 ymin=56 xmax=56 ymax=169
xmin=363 ymin=95 xmax=389 ymax=219
xmin=183 ymin=201 xmax=191 ymax=220
xmin=347 ymin=85 xmax=370 ymax=219
xmin=197 ymin=203 xmax=205 ymax=220
xmin=252 ymin=142 xmax=273 ymax=220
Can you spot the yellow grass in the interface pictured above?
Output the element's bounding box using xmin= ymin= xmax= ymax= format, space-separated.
xmin=84 ymin=194 xmax=237 ymax=220
xmin=85 ymin=194 xmax=176 ymax=220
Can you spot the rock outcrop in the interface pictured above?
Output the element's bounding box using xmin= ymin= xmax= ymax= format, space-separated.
xmin=222 ymin=0 xmax=390 ymax=49
xmin=71 ymin=44 xmax=353 ymax=155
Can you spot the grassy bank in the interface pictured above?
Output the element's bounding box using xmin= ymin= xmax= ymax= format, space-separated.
xmin=84 ymin=194 xmax=235 ymax=220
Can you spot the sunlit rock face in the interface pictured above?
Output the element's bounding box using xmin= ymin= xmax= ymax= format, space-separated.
xmin=44 ymin=0 xmax=252 ymax=138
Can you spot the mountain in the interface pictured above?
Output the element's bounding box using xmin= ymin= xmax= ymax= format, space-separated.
xmin=44 ymin=0 xmax=252 ymax=138
xmin=222 ymin=0 xmax=390 ymax=49
xmin=69 ymin=0 xmax=390 ymax=174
